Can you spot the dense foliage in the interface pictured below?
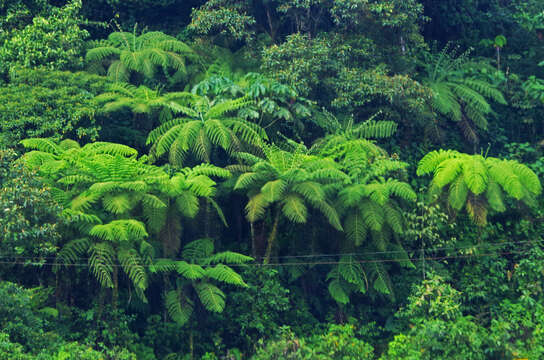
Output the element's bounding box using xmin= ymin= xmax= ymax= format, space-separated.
xmin=1 ymin=0 xmax=544 ymax=359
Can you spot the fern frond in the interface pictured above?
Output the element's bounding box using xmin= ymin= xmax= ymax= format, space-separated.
xmin=206 ymin=264 xmax=247 ymax=287
xmin=150 ymin=258 xmax=177 ymax=273
xmin=165 ymin=290 xmax=193 ymax=325
xmin=194 ymin=283 xmax=225 ymax=312
xmin=56 ymin=238 xmax=90 ymax=267
xmin=281 ymin=194 xmax=308 ymax=223
xmin=344 ymin=212 xmax=368 ymax=246
xmin=328 ymin=280 xmax=350 ymax=304
xmin=448 ymin=175 xmax=469 ymax=210
xmin=245 ymin=193 xmax=269 ymax=222
xmin=118 ymin=248 xmax=147 ymax=290
xmin=339 ymin=256 xmax=365 ymax=286
xmin=175 ymin=261 xmax=205 ymax=280
xmin=20 ymin=138 xmax=61 ymax=155
xmin=89 ymin=243 xmax=114 ymax=288
xmin=355 ymin=120 xmax=398 ymax=139
xmin=462 ymin=155 xmax=488 ymax=195
xmin=205 ymin=251 xmax=253 ymax=265
xmin=182 ymin=238 xmax=214 ymax=263
xmin=417 ymin=150 xmax=459 ymax=175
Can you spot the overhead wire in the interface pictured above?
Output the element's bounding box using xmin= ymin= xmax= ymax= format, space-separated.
xmin=0 ymin=248 xmax=535 ymax=269
xmin=0 ymin=237 xmax=540 ymax=262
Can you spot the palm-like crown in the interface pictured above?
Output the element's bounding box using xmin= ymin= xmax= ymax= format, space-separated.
xmin=86 ymin=29 xmax=197 ymax=84
xmin=417 ymin=149 xmax=542 ymax=225
xmin=147 ymin=93 xmax=267 ymax=165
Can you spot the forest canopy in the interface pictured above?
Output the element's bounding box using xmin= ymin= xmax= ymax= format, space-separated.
xmin=1 ymin=0 xmax=544 ymax=359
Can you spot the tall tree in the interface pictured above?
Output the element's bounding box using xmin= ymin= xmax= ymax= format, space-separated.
xmin=86 ymin=28 xmax=197 ymax=86
xmin=147 ymin=93 xmax=266 ymax=165
xmin=419 ymin=45 xmax=507 ymax=146
xmin=233 ymin=143 xmax=346 ymax=263
xmin=19 ymin=138 xmax=230 ymax=305
xmin=417 ymin=149 xmax=542 ymax=225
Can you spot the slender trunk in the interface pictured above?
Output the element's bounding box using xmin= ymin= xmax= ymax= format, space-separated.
xmin=263 ymin=211 xmax=280 ymax=264
xmin=189 ymin=330 xmax=194 ymax=360
xmin=250 ymin=222 xmax=256 ymax=258
xmin=97 ymin=287 xmax=105 ymax=320
xmin=496 ymin=47 xmax=501 ymax=71
xmin=204 ymin=199 xmax=211 ymax=238
xmin=112 ymin=265 xmax=119 ymax=310
xmin=55 ymin=271 xmax=60 ymax=309
xmin=265 ymin=6 xmax=276 ymax=43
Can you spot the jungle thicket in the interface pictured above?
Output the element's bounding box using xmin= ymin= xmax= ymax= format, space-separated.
xmin=1 ymin=0 xmax=544 ymax=359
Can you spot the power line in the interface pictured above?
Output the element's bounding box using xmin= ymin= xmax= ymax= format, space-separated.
xmin=0 ymin=249 xmax=534 ymax=269
xmin=0 ymin=238 xmax=540 ymax=262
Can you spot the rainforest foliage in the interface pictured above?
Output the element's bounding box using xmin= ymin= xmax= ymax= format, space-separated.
xmin=1 ymin=0 xmax=544 ymax=359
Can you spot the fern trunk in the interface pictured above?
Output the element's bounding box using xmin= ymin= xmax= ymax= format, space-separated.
xmin=112 ymin=265 xmax=119 ymax=310
xmin=263 ymin=211 xmax=280 ymax=265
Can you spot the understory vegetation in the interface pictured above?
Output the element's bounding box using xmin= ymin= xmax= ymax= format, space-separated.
xmin=1 ymin=0 xmax=544 ymax=359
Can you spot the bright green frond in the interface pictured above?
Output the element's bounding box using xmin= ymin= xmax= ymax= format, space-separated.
xmin=462 ymin=155 xmax=488 ymax=194
xmin=182 ymin=238 xmax=214 ymax=263
xmin=328 ymin=280 xmax=350 ymax=305
xmin=195 ymin=283 xmax=225 ymax=313
xmin=281 ymin=194 xmax=308 ymax=223
xmin=245 ymin=193 xmax=269 ymax=222
xmin=165 ymin=290 xmax=193 ymax=325
xmin=448 ymin=175 xmax=469 ymax=210
xmin=344 ymin=211 xmax=368 ymax=246
xmin=261 ymin=179 xmax=286 ymax=202
xmin=206 ymin=264 xmax=247 ymax=287
xmin=118 ymin=248 xmax=148 ymax=290
xmin=175 ymin=261 xmax=205 ymax=280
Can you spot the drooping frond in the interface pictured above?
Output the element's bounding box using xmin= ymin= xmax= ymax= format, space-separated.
xmin=328 ymin=280 xmax=350 ymax=305
xmin=194 ymin=283 xmax=225 ymax=313
xmin=281 ymin=194 xmax=308 ymax=223
xmin=175 ymin=261 xmax=206 ymax=280
xmin=344 ymin=211 xmax=368 ymax=246
xmin=205 ymin=264 xmax=248 ymax=287
xmin=245 ymin=193 xmax=269 ymax=222
xmin=118 ymin=248 xmax=148 ymax=291
xmin=55 ymin=238 xmax=90 ymax=268
xmin=182 ymin=238 xmax=214 ymax=263
xmin=418 ymin=149 xmax=542 ymax=225
xmin=89 ymin=220 xmax=148 ymax=243
xmin=338 ymin=256 xmax=365 ymax=287
xmin=165 ymin=290 xmax=193 ymax=325
xmin=89 ymin=243 xmax=114 ymax=288
xmin=205 ymin=251 xmax=253 ymax=265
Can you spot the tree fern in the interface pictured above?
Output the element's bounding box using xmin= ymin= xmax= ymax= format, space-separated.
xmin=418 ymin=150 xmax=542 ymax=224
xmin=233 ymin=143 xmax=346 ymax=263
xmin=147 ymin=93 xmax=267 ymax=165
xmin=20 ymin=138 xmax=231 ymax=306
xmin=156 ymin=239 xmax=251 ymax=325
xmin=419 ymin=44 xmax=507 ymax=144
xmin=86 ymin=28 xmax=197 ymax=85
xmin=316 ymin=130 xmax=415 ymax=304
